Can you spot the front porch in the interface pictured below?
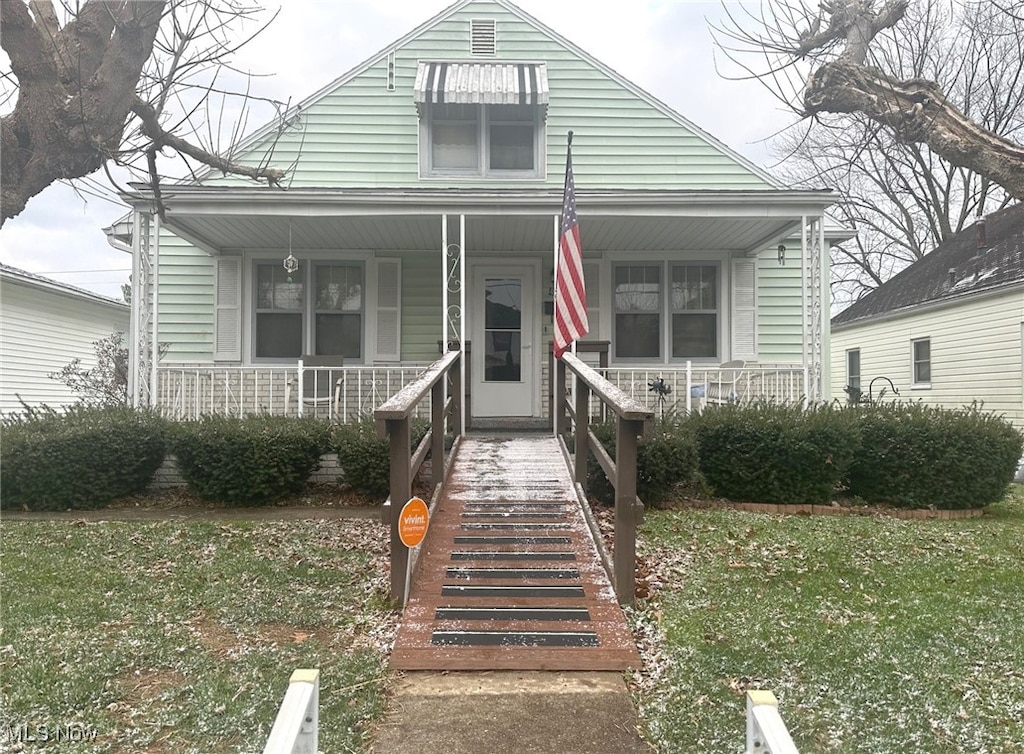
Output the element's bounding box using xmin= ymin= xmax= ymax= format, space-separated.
xmin=116 ymin=186 xmax=835 ymax=418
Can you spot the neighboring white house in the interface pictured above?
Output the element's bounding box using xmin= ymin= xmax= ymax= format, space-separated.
xmin=0 ymin=264 xmax=129 ymax=414
xmin=110 ymin=0 xmax=841 ymax=423
xmin=830 ymin=202 xmax=1024 ymax=433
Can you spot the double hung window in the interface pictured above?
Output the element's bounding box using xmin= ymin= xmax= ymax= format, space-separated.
xmin=254 ymin=262 xmax=363 ymax=360
xmin=424 ymin=103 xmax=542 ymax=177
xmin=613 ymin=263 xmax=720 ymax=360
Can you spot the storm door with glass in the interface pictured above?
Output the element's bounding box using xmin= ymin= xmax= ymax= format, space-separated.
xmin=471 ymin=264 xmax=537 ymax=417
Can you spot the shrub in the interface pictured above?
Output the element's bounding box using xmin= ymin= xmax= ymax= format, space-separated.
xmin=847 ymin=402 xmax=1023 ymax=509
xmin=169 ymin=415 xmax=330 ymax=505
xmin=584 ymin=417 xmax=699 ymax=507
xmin=693 ymin=402 xmax=860 ymax=505
xmin=1 ymin=404 xmax=166 ymax=510
xmin=331 ymin=418 xmax=429 ymax=500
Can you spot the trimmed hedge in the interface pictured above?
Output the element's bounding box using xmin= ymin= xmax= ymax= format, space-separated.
xmin=847 ymin=403 xmax=1023 ymax=509
xmin=693 ymin=402 xmax=860 ymax=505
xmin=169 ymin=415 xmax=330 ymax=505
xmin=585 ymin=418 xmax=699 ymax=507
xmin=1 ymin=405 xmax=166 ymax=510
xmin=331 ymin=419 xmax=429 ymax=500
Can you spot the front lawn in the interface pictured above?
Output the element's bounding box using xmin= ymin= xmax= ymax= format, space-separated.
xmin=0 ymin=518 xmax=396 ymax=753
xmin=632 ymin=485 xmax=1024 ymax=753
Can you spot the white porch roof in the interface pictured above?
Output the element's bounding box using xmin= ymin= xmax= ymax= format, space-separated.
xmin=117 ymin=185 xmax=842 ymax=255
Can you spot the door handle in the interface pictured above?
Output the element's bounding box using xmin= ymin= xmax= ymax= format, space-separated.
xmin=522 ymin=343 xmax=532 ymax=350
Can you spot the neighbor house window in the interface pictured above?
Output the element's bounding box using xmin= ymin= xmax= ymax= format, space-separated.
xmin=423 ymin=102 xmax=542 ymax=177
xmin=912 ymin=338 xmax=931 ymax=385
xmin=254 ymin=262 xmax=363 ymax=360
xmin=614 ymin=262 xmax=721 ymax=361
xmin=846 ymin=349 xmax=861 ymax=401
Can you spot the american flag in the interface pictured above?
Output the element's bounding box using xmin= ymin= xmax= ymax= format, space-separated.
xmin=553 ymin=133 xmax=588 ymax=359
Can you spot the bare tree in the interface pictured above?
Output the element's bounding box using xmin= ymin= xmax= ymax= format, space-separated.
xmin=764 ymin=1 xmax=1023 ymax=307
xmin=713 ymin=0 xmax=1024 ymax=201
xmin=0 ymin=0 xmax=288 ymax=226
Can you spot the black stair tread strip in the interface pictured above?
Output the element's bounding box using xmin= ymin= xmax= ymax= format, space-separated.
xmin=431 ymin=630 xmax=599 ymax=647
xmin=449 ymin=551 xmax=577 ymax=561
xmin=460 ymin=512 xmax=566 ymax=518
xmin=460 ymin=523 xmax=571 ymax=530
xmin=446 ymin=567 xmax=581 ymax=579
xmin=452 ymin=536 xmax=572 ymax=544
xmin=441 ymin=584 xmax=586 ymax=597
xmin=462 ymin=502 xmax=566 ymax=507
xmin=435 ymin=607 xmax=591 ymax=621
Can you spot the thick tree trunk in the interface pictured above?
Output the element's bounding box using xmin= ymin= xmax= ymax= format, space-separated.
xmin=804 ymin=62 xmax=1024 ymax=201
xmin=0 ymin=1 xmax=167 ymax=225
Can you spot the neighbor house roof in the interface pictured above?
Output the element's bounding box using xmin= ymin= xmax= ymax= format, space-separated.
xmin=832 ymin=202 xmax=1024 ymax=330
xmin=0 ymin=263 xmax=128 ymax=310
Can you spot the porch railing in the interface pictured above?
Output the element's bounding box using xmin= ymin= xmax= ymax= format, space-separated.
xmin=375 ymin=350 xmax=463 ymax=606
xmin=603 ymin=364 xmax=807 ymax=416
xmin=555 ymin=352 xmax=654 ymax=606
xmin=154 ymin=364 xmax=431 ymax=421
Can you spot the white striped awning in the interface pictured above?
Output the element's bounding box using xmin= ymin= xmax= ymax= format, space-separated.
xmin=414 ymin=62 xmax=549 ymax=109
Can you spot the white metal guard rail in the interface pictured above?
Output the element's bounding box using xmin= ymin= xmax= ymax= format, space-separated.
xmin=747 ymin=690 xmax=799 ymax=754
xmin=262 ymin=669 xmax=319 ymax=754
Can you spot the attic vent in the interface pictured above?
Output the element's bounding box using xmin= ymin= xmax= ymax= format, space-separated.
xmin=386 ymin=50 xmax=396 ymax=91
xmin=471 ymin=19 xmax=496 ymax=55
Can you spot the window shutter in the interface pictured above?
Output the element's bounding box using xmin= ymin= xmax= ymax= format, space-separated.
xmin=214 ymin=256 xmax=241 ymax=361
xmin=731 ymin=258 xmax=757 ymax=361
xmin=374 ymin=258 xmax=401 ymax=362
xmin=582 ymin=262 xmax=600 ymax=340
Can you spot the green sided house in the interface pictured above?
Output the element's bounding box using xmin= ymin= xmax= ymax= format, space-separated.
xmin=112 ymin=0 xmax=837 ymax=423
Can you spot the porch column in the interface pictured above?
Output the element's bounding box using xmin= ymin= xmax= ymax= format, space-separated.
xmin=128 ymin=209 xmax=142 ymax=408
xmin=150 ymin=212 xmax=161 ymax=408
xmin=441 ymin=214 xmax=466 ymax=435
xmin=130 ymin=212 xmax=155 ymax=409
xmin=801 ymin=215 xmax=826 ymax=402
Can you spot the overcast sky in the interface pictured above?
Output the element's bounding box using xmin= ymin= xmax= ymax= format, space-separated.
xmin=0 ymin=0 xmax=798 ymax=299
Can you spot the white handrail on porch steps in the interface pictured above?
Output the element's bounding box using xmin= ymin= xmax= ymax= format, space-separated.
xmin=262 ymin=669 xmax=319 ymax=754
xmin=746 ymin=690 xmax=799 ymax=754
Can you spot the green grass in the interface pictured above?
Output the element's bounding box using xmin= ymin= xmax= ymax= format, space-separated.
xmin=630 ymin=484 xmax=1024 ymax=753
xmin=0 ymin=518 xmax=396 ymax=753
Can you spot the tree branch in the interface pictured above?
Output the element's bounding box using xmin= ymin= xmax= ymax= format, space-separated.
xmin=805 ymin=61 xmax=1024 ymax=200
xmin=131 ymin=97 xmax=284 ymax=186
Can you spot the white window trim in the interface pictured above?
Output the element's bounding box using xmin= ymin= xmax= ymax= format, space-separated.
xmin=608 ymin=254 xmax=728 ymax=365
xmin=911 ymin=337 xmax=931 ymax=389
xmin=244 ymin=251 xmax=372 ymax=365
xmin=418 ymin=102 xmax=546 ymax=180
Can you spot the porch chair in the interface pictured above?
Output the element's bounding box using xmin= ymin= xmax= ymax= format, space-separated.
xmin=297 ymin=355 xmax=345 ymax=418
xmin=704 ymin=360 xmax=746 ymax=407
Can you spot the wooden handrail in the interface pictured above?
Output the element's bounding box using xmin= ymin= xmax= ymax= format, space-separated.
xmin=556 ymin=352 xmax=654 ymax=606
xmin=374 ymin=350 xmax=463 ymax=606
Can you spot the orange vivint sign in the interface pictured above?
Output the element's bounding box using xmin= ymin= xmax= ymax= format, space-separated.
xmin=398 ymin=497 xmax=429 ymax=548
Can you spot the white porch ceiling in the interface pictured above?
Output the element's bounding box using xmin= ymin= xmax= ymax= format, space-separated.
xmin=167 ymin=213 xmax=805 ymax=255
xmin=127 ymin=185 xmax=841 ymax=256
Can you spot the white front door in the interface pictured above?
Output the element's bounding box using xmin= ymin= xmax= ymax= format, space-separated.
xmin=471 ymin=264 xmax=538 ymax=417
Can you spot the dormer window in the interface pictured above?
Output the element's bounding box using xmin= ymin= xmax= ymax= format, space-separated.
xmin=415 ymin=62 xmax=548 ymax=179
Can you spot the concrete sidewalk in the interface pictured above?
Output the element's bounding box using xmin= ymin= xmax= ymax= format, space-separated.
xmin=369 ymin=671 xmax=654 ymax=754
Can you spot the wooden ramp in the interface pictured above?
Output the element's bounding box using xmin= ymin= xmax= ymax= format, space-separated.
xmin=391 ymin=436 xmax=641 ymax=671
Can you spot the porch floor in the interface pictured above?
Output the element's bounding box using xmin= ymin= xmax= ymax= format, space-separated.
xmin=391 ymin=435 xmax=640 ymax=671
